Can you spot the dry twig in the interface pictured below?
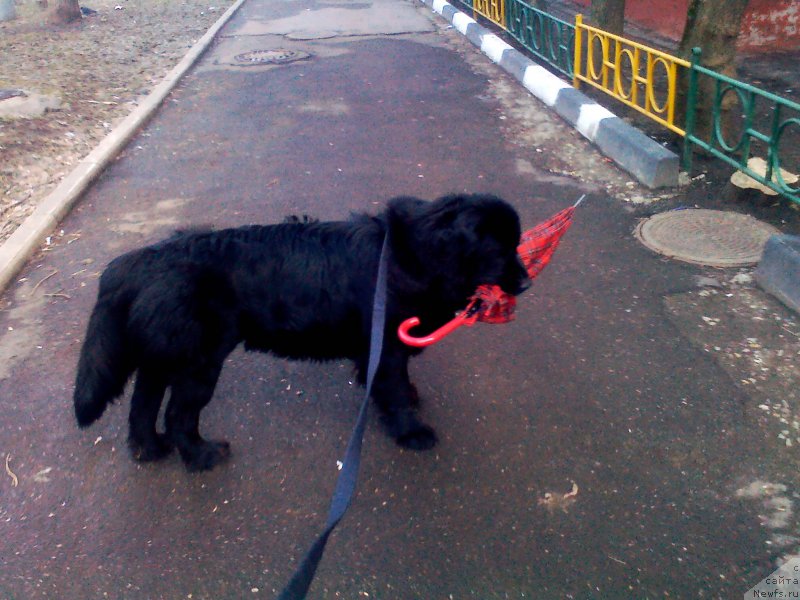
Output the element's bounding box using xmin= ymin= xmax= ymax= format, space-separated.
xmin=5 ymin=454 xmax=19 ymax=487
xmin=32 ymin=269 xmax=58 ymax=293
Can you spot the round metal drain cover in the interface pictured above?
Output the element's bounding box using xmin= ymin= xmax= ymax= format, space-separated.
xmin=635 ymin=209 xmax=779 ymax=267
xmin=233 ymin=49 xmax=310 ymax=66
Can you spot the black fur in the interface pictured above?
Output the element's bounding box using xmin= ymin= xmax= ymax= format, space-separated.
xmin=73 ymin=194 xmax=530 ymax=471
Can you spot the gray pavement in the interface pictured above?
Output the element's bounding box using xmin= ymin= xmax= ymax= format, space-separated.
xmin=1 ymin=0 xmax=798 ymax=598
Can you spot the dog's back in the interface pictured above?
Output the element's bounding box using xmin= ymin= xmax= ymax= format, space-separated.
xmin=72 ymin=219 xmax=383 ymax=427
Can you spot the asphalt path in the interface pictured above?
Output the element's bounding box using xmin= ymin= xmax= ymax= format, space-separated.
xmin=0 ymin=0 xmax=790 ymax=597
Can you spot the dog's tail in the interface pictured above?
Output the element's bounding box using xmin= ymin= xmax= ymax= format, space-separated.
xmin=73 ymin=288 xmax=134 ymax=427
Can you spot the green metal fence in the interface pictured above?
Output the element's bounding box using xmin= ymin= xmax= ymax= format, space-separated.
xmin=683 ymin=48 xmax=800 ymax=204
xmin=505 ymin=0 xmax=575 ymax=78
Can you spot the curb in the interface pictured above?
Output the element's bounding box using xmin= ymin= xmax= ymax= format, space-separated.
xmin=422 ymin=0 xmax=679 ymax=189
xmin=755 ymin=234 xmax=800 ymax=315
xmin=0 ymin=0 xmax=247 ymax=296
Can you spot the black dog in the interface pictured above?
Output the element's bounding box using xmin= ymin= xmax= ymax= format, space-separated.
xmin=73 ymin=194 xmax=530 ymax=471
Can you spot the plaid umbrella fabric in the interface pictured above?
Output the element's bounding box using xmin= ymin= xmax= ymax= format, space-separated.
xmin=397 ymin=196 xmax=583 ymax=346
xmin=518 ymin=197 xmax=582 ymax=281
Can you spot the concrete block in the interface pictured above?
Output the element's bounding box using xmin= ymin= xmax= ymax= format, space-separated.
xmin=755 ymin=234 xmax=800 ymax=315
xmin=595 ymin=117 xmax=680 ymax=188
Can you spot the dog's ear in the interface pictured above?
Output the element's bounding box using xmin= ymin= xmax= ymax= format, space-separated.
xmin=387 ymin=194 xmax=483 ymax=260
xmin=422 ymin=195 xmax=487 ymax=256
xmin=387 ymin=197 xmax=427 ymax=224
xmin=386 ymin=196 xmax=435 ymax=278
xmin=386 ymin=196 xmax=427 ymax=247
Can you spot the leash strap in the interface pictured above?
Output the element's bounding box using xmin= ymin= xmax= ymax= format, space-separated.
xmin=277 ymin=234 xmax=389 ymax=600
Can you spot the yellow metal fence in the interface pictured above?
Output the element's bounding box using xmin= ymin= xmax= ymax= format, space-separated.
xmin=462 ymin=1 xmax=689 ymax=136
xmin=473 ymin=0 xmax=505 ymax=28
xmin=573 ymin=14 xmax=690 ymax=135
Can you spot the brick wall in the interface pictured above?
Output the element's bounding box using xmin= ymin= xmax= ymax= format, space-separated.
xmin=569 ymin=0 xmax=799 ymax=52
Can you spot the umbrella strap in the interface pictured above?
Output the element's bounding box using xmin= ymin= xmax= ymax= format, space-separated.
xmin=278 ymin=233 xmax=389 ymax=600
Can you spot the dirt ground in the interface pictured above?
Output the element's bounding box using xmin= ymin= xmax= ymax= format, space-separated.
xmin=0 ymin=0 xmax=232 ymax=244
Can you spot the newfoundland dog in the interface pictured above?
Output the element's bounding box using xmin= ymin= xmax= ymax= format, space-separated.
xmin=73 ymin=193 xmax=530 ymax=471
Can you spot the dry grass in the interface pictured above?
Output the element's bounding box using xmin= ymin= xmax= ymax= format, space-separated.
xmin=0 ymin=0 xmax=230 ymax=243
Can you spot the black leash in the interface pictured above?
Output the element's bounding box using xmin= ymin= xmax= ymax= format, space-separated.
xmin=277 ymin=234 xmax=389 ymax=600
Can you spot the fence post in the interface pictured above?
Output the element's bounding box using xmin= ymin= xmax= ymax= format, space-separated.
xmin=573 ymin=13 xmax=583 ymax=88
xmin=766 ymin=102 xmax=783 ymax=185
xmin=681 ymin=47 xmax=701 ymax=173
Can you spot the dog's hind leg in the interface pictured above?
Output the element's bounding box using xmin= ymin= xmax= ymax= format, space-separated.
xmin=165 ymin=364 xmax=230 ymax=472
xmin=128 ymin=369 xmax=173 ymax=462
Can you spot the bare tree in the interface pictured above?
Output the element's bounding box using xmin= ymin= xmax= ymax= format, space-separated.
xmin=50 ymin=0 xmax=81 ymax=23
xmin=591 ymin=0 xmax=625 ymax=35
xmin=677 ymin=0 xmax=750 ymax=138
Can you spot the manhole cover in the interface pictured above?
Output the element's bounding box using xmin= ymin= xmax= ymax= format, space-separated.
xmin=635 ymin=209 xmax=779 ymax=267
xmin=233 ymin=49 xmax=310 ymax=66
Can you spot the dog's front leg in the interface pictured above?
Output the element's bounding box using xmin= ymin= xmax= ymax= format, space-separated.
xmin=367 ymin=346 xmax=437 ymax=451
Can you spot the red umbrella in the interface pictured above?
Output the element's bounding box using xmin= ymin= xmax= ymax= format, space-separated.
xmin=398 ymin=195 xmax=584 ymax=347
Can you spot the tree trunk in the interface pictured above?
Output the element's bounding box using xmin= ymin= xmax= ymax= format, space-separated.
xmin=677 ymin=0 xmax=749 ymax=140
xmin=0 ymin=0 xmax=15 ymax=21
xmin=591 ymin=0 xmax=625 ymax=35
xmin=49 ymin=0 xmax=81 ymax=23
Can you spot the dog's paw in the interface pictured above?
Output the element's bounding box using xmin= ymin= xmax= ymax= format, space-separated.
xmin=181 ymin=439 xmax=231 ymax=472
xmin=382 ymin=409 xmax=438 ymax=451
xmin=396 ymin=424 xmax=438 ymax=451
xmin=129 ymin=433 xmax=174 ymax=462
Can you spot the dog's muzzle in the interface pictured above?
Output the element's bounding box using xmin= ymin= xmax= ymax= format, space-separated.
xmin=504 ymin=257 xmax=532 ymax=295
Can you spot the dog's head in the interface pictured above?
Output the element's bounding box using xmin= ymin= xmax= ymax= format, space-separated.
xmin=387 ymin=194 xmax=530 ymax=303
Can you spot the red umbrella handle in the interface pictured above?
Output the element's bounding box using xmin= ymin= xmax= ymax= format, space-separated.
xmin=397 ymin=312 xmax=479 ymax=347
